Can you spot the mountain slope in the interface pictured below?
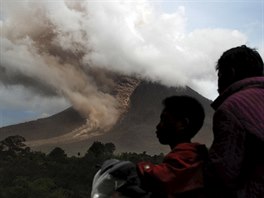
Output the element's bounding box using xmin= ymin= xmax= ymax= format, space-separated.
xmin=0 ymin=108 xmax=86 ymax=141
xmin=0 ymin=81 xmax=214 ymax=155
xmin=97 ymin=81 xmax=213 ymax=154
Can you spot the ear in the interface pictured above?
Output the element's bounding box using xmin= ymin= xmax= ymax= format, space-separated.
xmin=181 ymin=118 xmax=189 ymax=129
xmin=176 ymin=118 xmax=189 ymax=131
xmin=183 ymin=118 xmax=189 ymax=126
xmin=218 ymin=68 xmax=237 ymax=93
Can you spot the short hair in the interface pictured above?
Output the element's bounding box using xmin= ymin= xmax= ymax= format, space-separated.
xmin=216 ymin=45 xmax=264 ymax=80
xmin=162 ymin=95 xmax=205 ymax=139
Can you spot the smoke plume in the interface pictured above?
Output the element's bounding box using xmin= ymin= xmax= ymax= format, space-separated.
xmin=0 ymin=0 xmax=248 ymax=129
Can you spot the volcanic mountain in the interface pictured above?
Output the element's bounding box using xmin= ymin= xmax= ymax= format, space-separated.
xmin=0 ymin=80 xmax=214 ymax=155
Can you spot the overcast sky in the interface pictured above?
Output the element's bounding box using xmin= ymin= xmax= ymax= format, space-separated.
xmin=0 ymin=0 xmax=263 ymax=127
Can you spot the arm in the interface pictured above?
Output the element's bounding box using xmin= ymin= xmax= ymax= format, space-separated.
xmin=137 ymin=161 xmax=176 ymax=195
xmin=207 ymin=108 xmax=246 ymax=190
xmin=137 ymin=151 xmax=204 ymax=194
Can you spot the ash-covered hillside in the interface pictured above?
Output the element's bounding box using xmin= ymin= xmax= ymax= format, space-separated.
xmin=97 ymin=81 xmax=213 ymax=154
xmin=0 ymin=80 xmax=213 ymax=155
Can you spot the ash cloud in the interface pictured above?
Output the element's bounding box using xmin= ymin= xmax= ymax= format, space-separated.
xmin=1 ymin=0 xmax=248 ymax=129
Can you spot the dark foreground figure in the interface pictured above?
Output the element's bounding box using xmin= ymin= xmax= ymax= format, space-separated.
xmin=137 ymin=96 xmax=208 ymax=198
xmin=205 ymin=45 xmax=264 ymax=198
xmin=91 ymin=45 xmax=264 ymax=198
xmin=91 ymin=96 xmax=208 ymax=198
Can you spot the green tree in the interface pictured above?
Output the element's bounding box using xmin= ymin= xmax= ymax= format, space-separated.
xmin=104 ymin=143 xmax=116 ymax=155
xmin=86 ymin=141 xmax=116 ymax=157
xmin=48 ymin=147 xmax=67 ymax=162
xmin=86 ymin=141 xmax=105 ymax=157
xmin=0 ymin=135 xmax=28 ymax=154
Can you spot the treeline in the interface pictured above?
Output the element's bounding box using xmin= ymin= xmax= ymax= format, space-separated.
xmin=0 ymin=135 xmax=164 ymax=198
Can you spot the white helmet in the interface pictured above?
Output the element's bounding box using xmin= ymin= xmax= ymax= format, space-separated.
xmin=91 ymin=159 xmax=148 ymax=198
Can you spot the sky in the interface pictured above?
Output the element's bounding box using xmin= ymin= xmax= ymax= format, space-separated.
xmin=0 ymin=0 xmax=263 ymax=128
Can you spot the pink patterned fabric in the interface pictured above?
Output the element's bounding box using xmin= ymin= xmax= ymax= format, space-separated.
xmin=208 ymin=77 xmax=264 ymax=198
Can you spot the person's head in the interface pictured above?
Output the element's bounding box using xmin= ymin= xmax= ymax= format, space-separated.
xmin=156 ymin=95 xmax=205 ymax=148
xmin=216 ymin=45 xmax=264 ymax=94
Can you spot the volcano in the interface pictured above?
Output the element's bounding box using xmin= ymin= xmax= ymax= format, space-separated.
xmin=0 ymin=80 xmax=213 ymax=155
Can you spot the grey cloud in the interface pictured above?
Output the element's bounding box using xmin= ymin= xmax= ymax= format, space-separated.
xmin=0 ymin=0 xmax=249 ymax=129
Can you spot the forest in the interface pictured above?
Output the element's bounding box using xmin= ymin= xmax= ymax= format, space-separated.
xmin=0 ymin=135 xmax=164 ymax=198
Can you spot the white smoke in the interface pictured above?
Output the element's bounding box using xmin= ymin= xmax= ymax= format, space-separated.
xmin=0 ymin=0 xmax=248 ymax=129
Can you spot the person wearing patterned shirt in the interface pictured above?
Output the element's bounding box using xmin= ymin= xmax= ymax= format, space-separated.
xmin=205 ymin=45 xmax=264 ymax=198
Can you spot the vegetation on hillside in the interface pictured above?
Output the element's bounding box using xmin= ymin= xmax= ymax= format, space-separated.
xmin=0 ymin=135 xmax=164 ymax=198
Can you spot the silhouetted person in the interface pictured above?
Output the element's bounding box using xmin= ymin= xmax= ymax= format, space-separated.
xmin=205 ymin=45 xmax=264 ymax=198
xmin=137 ymin=95 xmax=208 ymax=198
